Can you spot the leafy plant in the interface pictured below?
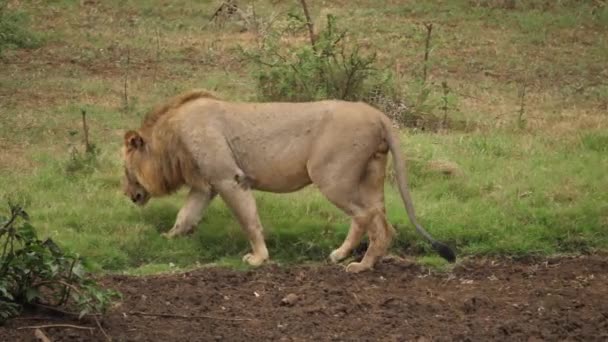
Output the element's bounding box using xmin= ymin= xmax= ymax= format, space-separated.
xmin=0 ymin=1 xmax=42 ymax=56
xmin=239 ymin=10 xmax=456 ymax=130
xmin=240 ymin=13 xmax=395 ymax=102
xmin=65 ymin=144 xmax=100 ymax=176
xmin=0 ymin=202 xmax=121 ymax=323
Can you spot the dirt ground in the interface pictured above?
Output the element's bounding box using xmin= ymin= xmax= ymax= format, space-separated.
xmin=1 ymin=254 xmax=607 ymax=341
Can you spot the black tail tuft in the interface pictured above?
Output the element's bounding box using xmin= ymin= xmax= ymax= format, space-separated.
xmin=432 ymin=241 xmax=456 ymax=263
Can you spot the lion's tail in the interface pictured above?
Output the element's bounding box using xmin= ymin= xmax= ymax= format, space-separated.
xmin=380 ymin=117 xmax=456 ymax=263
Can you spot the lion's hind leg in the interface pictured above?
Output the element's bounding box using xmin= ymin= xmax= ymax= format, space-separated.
xmin=309 ymin=140 xmax=392 ymax=273
xmin=328 ymin=152 xmax=391 ymax=264
xmin=329 ymin=218 xmax=366 ymax=264
xmin=343 ymin=153 xmax=395 ymax=273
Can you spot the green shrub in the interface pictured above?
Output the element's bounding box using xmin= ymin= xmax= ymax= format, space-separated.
xmin=0 ymin=2 xmax=41 ymax=56
xmin=239 ymin=12 xmax=459 ymax=130
xmin=241 ymin=13 xmax=395 ymax=102
xmin=0 ymin=203 xmax=121 ymax=323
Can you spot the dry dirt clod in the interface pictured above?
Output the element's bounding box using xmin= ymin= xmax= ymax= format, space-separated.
xmin=426 ymin=160 xmax=462 ymax=177
xmin=280 ymin=293 xmax=299 ymax=306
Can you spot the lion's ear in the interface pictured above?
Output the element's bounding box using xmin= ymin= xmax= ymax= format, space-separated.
xmin=124 ymin=130 xmax=144 ymax=151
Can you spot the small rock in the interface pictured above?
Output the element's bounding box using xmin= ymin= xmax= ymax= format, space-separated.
xmin=281 ymin=293 xmax=299 ymax=306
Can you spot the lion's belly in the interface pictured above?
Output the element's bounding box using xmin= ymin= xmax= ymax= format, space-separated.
xmin=251 ymin=174 xmax=312 ymax=193
xmin=228 ymin=120 xmax=316 ymax=193
xmin=241 ymin=152 xmax=313 ymax=193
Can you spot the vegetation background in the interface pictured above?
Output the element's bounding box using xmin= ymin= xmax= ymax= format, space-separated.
xmin=1 ymin=0 xmax=606 ymax=275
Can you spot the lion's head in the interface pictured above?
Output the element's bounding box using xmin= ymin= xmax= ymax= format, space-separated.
xmin=121 ymin=130 xmax=152 ymax=206
xmin=120 ymin=89 xmax=220 ymax=206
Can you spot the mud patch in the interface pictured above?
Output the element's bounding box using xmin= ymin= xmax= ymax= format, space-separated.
xmin=2 ymin=255 xmax=607 ymax=341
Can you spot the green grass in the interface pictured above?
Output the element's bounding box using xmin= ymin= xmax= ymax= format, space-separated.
xmin=0 ymin=0 xmax=607 ymax=275
xmin=1 ymin=129 xmax=606 ymax=274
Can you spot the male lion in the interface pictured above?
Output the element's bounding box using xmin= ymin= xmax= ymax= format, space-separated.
xmin=121 ymin=89 xmax=455 ymax=273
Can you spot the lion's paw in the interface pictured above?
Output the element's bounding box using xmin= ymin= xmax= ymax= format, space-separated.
xmin=329 ymin=249 xmax=347 ymax=264
xmin=345 ymin=261 xmax=372 ymax=273
xmin=162 ymin=225 xmax=194 ymax=239
xmin=242 ymin=253 xmax=268 ymax=267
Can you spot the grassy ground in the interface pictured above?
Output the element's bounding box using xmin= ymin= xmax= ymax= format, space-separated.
xmin=1 ymin=0 xmax=607 ymax=274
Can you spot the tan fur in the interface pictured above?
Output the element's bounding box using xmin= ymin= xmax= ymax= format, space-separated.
xmin=121 ymin=89 xmax=452 ymax=272
xmin=140 ymin=89 xmax=220 ymax=133
xmin=123 ymin=90 xmax=219 ymax=197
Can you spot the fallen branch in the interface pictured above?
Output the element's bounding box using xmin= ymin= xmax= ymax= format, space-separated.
xmin=14 ymin=317 xmax=58 ymax=321
xmin=18 ymin=324 xmax=95 ymax=331
xmin=33 ymin=303 xmax=100 ymax=318
xmin=128 ymin=311 xmax=257 ymax=322
xmin=94 ymin=316 xmax=112 ymax=341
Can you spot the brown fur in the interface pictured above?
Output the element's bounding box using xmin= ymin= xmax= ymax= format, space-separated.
xmin=121 ymin=89 xmax=455 ymax=272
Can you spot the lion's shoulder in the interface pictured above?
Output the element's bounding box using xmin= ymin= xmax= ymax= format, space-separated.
xmin=141 ymin=89 xmax=220 ymax=131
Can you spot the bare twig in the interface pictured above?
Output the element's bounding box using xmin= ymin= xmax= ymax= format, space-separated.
xmin=423 ymin=22 xmax=433 ymax=84
xmin=155 ymin=27 xmax=161 ymax=62
xmin=0 ymin=206 xmax=22 ymax=273
xmin=205 ymin=1 xmax=237 ymax=29
xmin=14 ymin=317 xmax=59 ymax=321
xmin=350 ymin=292 xmax=362 ymax=307
xmin=34 ymin=329 xmax=51 ymax=342
xmin=250 ymin=0 xmax=258 ymax=34
xmin=94 ymin=316 xmax=112 ymax=341
xmin=123 ymin=47 xmax=130 ymax=111
xmin=441 ymin=81 xmax=450 ymax=129
xmin=33 ymin=303 xmax=100 ymax=317
xmin=1 ymin=205 xmax=21 ymax=230
xmin=18 ymin=324 xmax=95 ymax=331
xmin=153 ymin=27 xmax=161 ymax=82
xmin=128 ymin=311 xmax=257 ymax=322
xmin=518 ymin=82 xmax=527 ymax=129
xmin=80 ymin=109 xmax=91 ymax=154
xmin=299 ymin=0 xmax=317 ymax=52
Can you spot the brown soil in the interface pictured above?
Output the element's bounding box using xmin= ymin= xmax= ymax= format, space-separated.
xmin=2 ymin=255 xmax=607 ymax=341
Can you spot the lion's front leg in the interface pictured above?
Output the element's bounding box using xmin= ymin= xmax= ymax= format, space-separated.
xmin=214 ymin=179 xmax=269 ymax=267
xmin=162 ymin=187 xmax=216 ymax=239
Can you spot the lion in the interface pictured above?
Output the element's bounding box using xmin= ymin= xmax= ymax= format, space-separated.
xmin=121 ymin=89 xmax=455 ymax=273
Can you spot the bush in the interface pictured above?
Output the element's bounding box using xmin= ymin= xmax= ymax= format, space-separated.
xmin=0 ymin=202 xmax=121 ymax=323
xmin=239 ymin=11 xmax=461 ymax=130
xmin=0 ymin=1 xmax=41 ymax=56
xmin=241 ymin=13 xmax=396 ymax=102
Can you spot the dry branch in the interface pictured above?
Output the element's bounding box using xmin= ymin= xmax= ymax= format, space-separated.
xmin=423 ymin=22 xmax=433 ymax=83
xmin=18 ymin=324 xmax=95 ymax=331
xmin=94 ymin=316 xmax=111 ymax=341
xmin=128 ymin=310 xmax=257 ymax=322
xmin=123 ymin=47 xmax=130 ymax=111
xmin=81 ymin=110 xmax=91 ymax=153
xmin=518 ymin=82 xmax=527 ymax=129
xmin=299 ymin=0 xmax=317 ymax=51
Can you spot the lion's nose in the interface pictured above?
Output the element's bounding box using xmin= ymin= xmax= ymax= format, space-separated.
xmin=132 ymin=193 xmax=142 ymax=202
